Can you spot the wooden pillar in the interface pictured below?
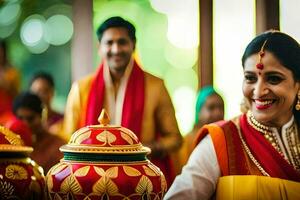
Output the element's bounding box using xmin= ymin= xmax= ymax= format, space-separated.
xmin=198 ymin=0 xmax=213 ymax=89
xmin=71 ymin=0 xmax=93 ymax=81
xmin=256 ymin=0 xmax=280 ymax=34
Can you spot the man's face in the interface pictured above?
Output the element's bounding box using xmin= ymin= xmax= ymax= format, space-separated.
xmin=98 ymin=27 xmax=135 ymax=73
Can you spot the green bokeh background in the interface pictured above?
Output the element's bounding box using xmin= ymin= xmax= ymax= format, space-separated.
xmin=2 ymin=0 xmax=198 ymax=134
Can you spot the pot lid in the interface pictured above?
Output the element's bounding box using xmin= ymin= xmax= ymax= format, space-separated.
xmin=60 ymin=110 xmax=151 ymax=155
xmin=0 ymin=126 xmax=33 ymax=154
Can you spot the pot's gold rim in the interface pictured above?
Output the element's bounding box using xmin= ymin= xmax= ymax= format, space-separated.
xmin=0 ymin=144 xmax=33 ymax=153
xmin=59 ymin=159 xmax=151 ymax=165
xmin=60 ymin=144 xmax=151 ymax=154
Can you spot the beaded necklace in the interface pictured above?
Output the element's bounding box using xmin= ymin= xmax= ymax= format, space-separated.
xmin=246 ymin=111 xmax=283 ymax=156
xmin=234 ymin=119 xmax=270 ymax=176
xmin=246 ymin=111 xmax=300 ymax=171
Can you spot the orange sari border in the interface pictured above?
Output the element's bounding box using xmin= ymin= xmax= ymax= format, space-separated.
xmin=194 ymin=122 xmax=229 ymax=176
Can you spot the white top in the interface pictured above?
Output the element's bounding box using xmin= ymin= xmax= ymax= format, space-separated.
xmin=164 ymin=116 xmax=298 ymax=200
xmin=104 ymin=58 xmax=133 ymax=125
xmin=164 ymin=135 xmax=220 ymax=200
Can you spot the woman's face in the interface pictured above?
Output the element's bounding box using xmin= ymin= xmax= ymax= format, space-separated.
xmin=16 ymin=107 xmax=41 ymax=131
xmin=243 ymin=51 xmax=299 ymax=127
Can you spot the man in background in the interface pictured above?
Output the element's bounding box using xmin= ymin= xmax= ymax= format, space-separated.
xmin=62 ymin=16 xmax=182 ymax=184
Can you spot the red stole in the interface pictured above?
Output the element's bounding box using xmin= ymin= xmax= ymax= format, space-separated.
xmin=85 ymin=60 xmax=145 ymax=137
xmin=195 ymin=120 xmax=248 ymax=176
xmin=85 ymin=61 xmax=175 ymax=185
xmin=239 ymin=114 xmax=300 ymax=182
xmin=195 ymin=114 xmax=300 ymax=182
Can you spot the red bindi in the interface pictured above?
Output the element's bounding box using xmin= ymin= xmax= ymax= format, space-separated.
xmin=256 ymin=63 xmax=264 ymax=70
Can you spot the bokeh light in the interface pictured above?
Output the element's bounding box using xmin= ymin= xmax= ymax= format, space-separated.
xmin=164 ymin=67 xmax=198 ymax=94
xmin=0 ymin=2 xmax=21 ymax=38
xmin=0 ymin=2 xmax=21 ymax=26
xmin=44 ymin=15 xmax=73 ymax=45
xmin=137 ymin=12 xmax=169 ymax=78
xmin=21 ymin=15 xmax=45 ymax=46
xmin=25 ymin=40 xmax=49 ymax=54
xmin=172 ymin=86 xmax=197 ymax=135
xmin=167 ymin=14 xmax=199 ymax=49
xmin=0 ymin=21 xmax=18 ymax=39
xmin=149 ymin=0 xmax=178 ymax=15
xmin=150 ymin=0 xmax=199 ymax=49
xmin=20 ymin=15 xmax=49 ymax=54
xmin=214 ymin=0 xmax=254 ymax=119
xmin=280 ymin=0 xmax=300 ymax=43
xmin=164 ymin=42 xmax=197 ymax=69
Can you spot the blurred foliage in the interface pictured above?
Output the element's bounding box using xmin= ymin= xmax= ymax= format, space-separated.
xmin=1 ymin=0 xmax=73 ymax=112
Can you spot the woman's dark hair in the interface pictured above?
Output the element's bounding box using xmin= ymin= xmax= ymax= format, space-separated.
xmin=30 ymin=72 xmax=55 ymax=88
xmin=242 ymin=30 xmax=300 ymax=122
xmin=13 ymin=92 xmax=43 ymax=115
xmin=96 ymin=16 xmax=136 ymax=42
xmin=242 ymin=30 xmax=300 ymax=80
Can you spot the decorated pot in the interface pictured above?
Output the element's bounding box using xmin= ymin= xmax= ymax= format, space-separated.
xmin=46 ymin=110 xmax=167 ymax=200
xmin=0 ymin=125 xmax=45 ymax=199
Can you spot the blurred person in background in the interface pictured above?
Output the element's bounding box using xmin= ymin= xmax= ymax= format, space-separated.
xmin=174 ymin=86 xmax=224 ymax=174
xmin=5 ymin=116 xmax=32 ymax=146
xmin=30 ymin=72 xmax=65 ymax=140
xmin=0 ymin=40 xmax=20 ymax=125
xmin=13 ymin=91 xmax=65 ymax=173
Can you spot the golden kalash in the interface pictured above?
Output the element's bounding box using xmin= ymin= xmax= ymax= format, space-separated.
xmin=0 ymin=125 xmax=45 ymax=199
xmin=46 ymin=109 xmax=167 ymax=199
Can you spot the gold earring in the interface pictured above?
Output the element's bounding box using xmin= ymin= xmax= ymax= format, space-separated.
xmin=296 ymin=91 xmax=300 ymax=111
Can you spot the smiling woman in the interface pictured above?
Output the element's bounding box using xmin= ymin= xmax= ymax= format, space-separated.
xmin=243 ymin=51 xmax=299 ymax=128
xmin=164 ymin=31 xmax=300 ymax=200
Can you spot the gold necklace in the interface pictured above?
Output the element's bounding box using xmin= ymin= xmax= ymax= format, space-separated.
xmin=246 ymin=111 xmax=283 ymax=155
xmin=234 ymin=119 xmax=270 ymax=176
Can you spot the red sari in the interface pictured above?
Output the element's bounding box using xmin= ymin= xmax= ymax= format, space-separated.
xmin=82 ymin=60 xmax=175 ymax=185
xmin=195 ymin=114 xmax=300 ymax=182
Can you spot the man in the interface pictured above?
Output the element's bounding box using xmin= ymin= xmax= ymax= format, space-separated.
xmin=62 ymin=16 xmax=182 ymax=184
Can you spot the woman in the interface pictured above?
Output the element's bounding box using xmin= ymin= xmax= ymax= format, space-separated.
xmin=175 ymin=86 xmax=224 ymax=173
xmin=30 ymin=72 xmax=65 ymax=140
xmin=164 ymin=31 xmax=300 ymax=199
xmin=13 ymin=92 xmax=65 ymax=173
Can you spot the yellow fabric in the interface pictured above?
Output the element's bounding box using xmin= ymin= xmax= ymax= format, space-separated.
xmin=62 ymin=71 xmax=181 ymax=153
xmin=216 ymin=175 xmax=300 ymax=200
xmin=62 ymin=74 xmax=93 ymax=138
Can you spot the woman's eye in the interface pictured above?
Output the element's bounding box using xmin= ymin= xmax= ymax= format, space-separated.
xmin=244 ymin=75 xmax=257 ymax=83
xmin=267 ymin=76 xmax=283 ymax=84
